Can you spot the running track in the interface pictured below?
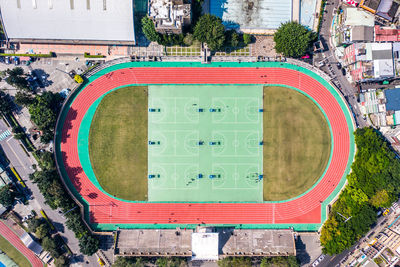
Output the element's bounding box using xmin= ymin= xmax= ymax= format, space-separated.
xmin=0 ymin=221 xmax=43 ymax=267
xmin=60 ymin=67 xmax=352 ymax=226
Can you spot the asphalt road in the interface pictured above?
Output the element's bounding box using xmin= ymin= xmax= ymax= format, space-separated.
xmin=0 ymin=118 xmax=98 ymax=266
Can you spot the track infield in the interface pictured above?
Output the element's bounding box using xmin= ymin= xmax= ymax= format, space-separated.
xmin=89 ymin=86 xmax=148 ymax=201
xmin=263 ymin=86 xmax=331 ymax=201
xmin=56 ymin=62 xmax=355 ymax=231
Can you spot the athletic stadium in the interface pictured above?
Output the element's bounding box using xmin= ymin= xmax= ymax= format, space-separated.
xmin=55 ymin=61 xmax=355 ymax=234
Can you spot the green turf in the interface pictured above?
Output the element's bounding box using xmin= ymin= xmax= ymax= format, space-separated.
xmin=263 ymin=86 xmax=331 ymax=201
xmin=148 ymin=85 xmax=263 ymax=202
xmin=0 ymin=234 xmax=31 ymax=267
xmin=89 ymin=86 xmax=148 ymax=201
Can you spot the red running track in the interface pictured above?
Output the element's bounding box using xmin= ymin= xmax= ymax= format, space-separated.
xmin=60 ymin=67 xmax=351 ymax=225
xmin=0 ymin=221 xmax=43 ymax=267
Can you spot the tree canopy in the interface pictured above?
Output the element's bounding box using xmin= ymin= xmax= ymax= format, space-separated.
xmin=28 ymin=92 xmax=63 ymax=143
xmin=193 ymin=14 xmax=225 ymax=51
xmin=0 ymin=184 xmax=16 ymax=207
xmin=141 ymin=16 xmax=161 ymax=43
xmin=78 ymin=234 xmax=99 ymax=256
xmin=321 ymin=127 xmax=400 ymax=255
xmin=274 ymin=21 xmax=315 ymax=58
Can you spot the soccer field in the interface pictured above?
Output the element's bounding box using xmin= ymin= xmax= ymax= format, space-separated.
xmin=263 ymin=86 xmax=331 ymax=201
xmin=89 ymin=86 xmax=148 ymax=201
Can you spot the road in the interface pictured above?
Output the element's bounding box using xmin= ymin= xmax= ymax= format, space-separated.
xmin=316 ymin=0 xmax=367 ymax=129
xmin=0 ymin=118 xmax=97 ymax=266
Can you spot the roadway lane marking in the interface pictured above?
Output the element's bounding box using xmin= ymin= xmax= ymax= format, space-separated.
xmin=6 ymin=138 xmax=28 ymax=173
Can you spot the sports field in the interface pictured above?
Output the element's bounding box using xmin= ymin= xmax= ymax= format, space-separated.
xmin=89 ymin=86 xmax=148 ymax=201
xmin=0 ymin=234 xmax=30 ymax=267
xmin=148 ymin=85 xmax=263 ymax=202
xmin=263 ymin=86 xmax=331 ymax=201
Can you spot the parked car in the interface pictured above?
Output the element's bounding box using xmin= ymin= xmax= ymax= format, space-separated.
xmin=14 ymin=57 xmax=19 ymax=65
xmin=4 ymin=56 xmax=10 ymax=64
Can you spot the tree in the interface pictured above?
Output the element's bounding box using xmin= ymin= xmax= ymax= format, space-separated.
xmin=141 ymin=16 xmax=160 ymax=43
xmin=6 ymin=67 xmax=24 ymax=77
xmin=0 ymin=91 xmax=11 ymax=114
xmin=28 ymin=91 xmax=63 ymax=144
xmin=321 ymin=127 xmax=400 ymax=255
xmin=274 ymin=21 xmax=315 ymax=58
xmin=218 ymin=257 xmax=251 ymax=267
xmin=74 ymin=74 xmax=83 ymax=84
xmin=113 ymin=257 xmax=148 ymax=267
xmin=5 ymin=68 xmax=29 ymax=91
xmin=193 ymin=14 xmax=225 ymax=51
xmin=0 ymin=184 xmax=16 ymax=207
xmin=14 ymin=92 xmax=34 ymax=107
xmin=260 ymin=256 xmax=299 ymax=267
xmin=79 ymin=234 xmax=99 ymax=256
xmin=230 ymin=32 xmax=240 ymax=47
xmin=243 ymin=33 xmax=252 ymax=45
xmin=38 ymin=151 xmax=55 ymax=170
xmin=156 ymin=257 xmax=187 ymax=267
xmin=35 ymin=223 xmax=50 ymax=239
xmin=183 ymin=33 xmax=194 ymax=46
xmin=55 ymin=255 xmax=69 ymax=267
xmin=42 ymin=236 xmax=60 ymax=258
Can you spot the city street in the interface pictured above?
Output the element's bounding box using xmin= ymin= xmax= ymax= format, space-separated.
xmin=0 ymin=118 xmax=98 ymax=266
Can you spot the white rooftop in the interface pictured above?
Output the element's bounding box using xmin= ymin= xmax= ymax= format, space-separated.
xmin=191 ymin=233 xmax=219 ymax=261
xmin=345 ymin=7 xmax=375 ymax=27
xmin=0 ymin=0 xmax=135 ymax=42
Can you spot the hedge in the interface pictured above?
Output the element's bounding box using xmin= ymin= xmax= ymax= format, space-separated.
xmin=84 ymin=53 xmax=105 ymax=58
xmin=0 ymin=53 xmax=54 ymax=58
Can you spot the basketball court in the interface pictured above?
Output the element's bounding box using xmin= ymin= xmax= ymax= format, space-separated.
xmin=148 ymin=85 xmax=263 ymax=202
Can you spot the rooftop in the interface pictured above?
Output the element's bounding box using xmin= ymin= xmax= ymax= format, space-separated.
xmin=351 ymin=26 xmax=374 ymax=42
xmin=385 ymin=88 xmax=400 ymax=111
xmin=375 ymin=25 xmax=400 ymax=42
xmin=192 ymin=233 xmax=219 ymax=260
xmin=344 ymin=7 xmax=375 ymax=27
xmin=0 ymin=0 xmax=135 ymax=43
xmin=210 ymin=0 xmax=292 ymax=30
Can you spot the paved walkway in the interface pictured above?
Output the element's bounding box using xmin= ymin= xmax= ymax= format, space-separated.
xmin=0 ymin=221 xmax=43 ymax=267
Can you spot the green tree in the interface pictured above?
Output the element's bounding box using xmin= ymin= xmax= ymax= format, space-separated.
xmin=370 ymin=189 xmax=394 ymax=208
xmin=274 ymin=21 xmax=315 ymax=58
xmin=42 ymin=236 xmax=60 ymax=258
xmin=28 ymin=218 xmax=44 ymax=233
xmin=243 ymin=33 xmax=252 ymax=45
xmin=0 ymin=91 xmax=11 ymax=114
xmin=260 ymin=256 xmax=299 ymax=267
xmin=141 ymin=16 xmax=160 ymax=43
xmin=218 ymin=257 xmax=251 ymax=267
xmin=155 ymin=257 xmax=187 ymax=267
xmin=79 ymin=234 xmax=99 ymax=256
xmin=6 ymin=67 xmax=24 ymax=77
xmin=230 ymin=32 xmax=240 ymax=47
xmin=14 ymin=92 xmax=34 ymax=107
xmin=38 ymin=151 xmax=55 ymax=170
xmin=193 ymin=14 xmax=225 ymax=51
xmin=113 ymin=257 xmax=147 ymax=267
xmin=35 ymin=223 xmax=50 ymax=239
xmin=55 ymin=255 xmax=69 ymax=267
xmin=5 ymin=75 xmax=29 ymax=91
xmin=183 ymin=33 xmax=194 ymax=46
xmin=0 ymin=184 xmax=16 ymax=207
xmin=28 ymin=91 xmax=63 ymax=144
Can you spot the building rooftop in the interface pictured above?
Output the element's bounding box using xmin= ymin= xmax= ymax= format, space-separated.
xmin=344 ymin=7 xmax=375 ymax=27
xmin=360 ymin=0 xmax=381 ymax=12
xmin=375 ymin=25 xmax=400 ymax=42
xmin=20 ymin=232 xmax=42 ymax=255
xmin=191 ymin=233 xmax=219 ymax=260
xmin=148 ymin=0 xmax=191 ymax=34
xmin=0 ymin=0 xmax=135 ymax=43
xmin=351 ymin=26 xmax=374 ymax=42
xmin=385 ymin=88 xmax=400 ymax=111
xmin=210 ymin=0 xmax=292 ymax=30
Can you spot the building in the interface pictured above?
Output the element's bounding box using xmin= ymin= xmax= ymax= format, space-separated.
xmin=20 ymin=232 xmax=42 ymax=255
xmin=0 ymin=0 xmax=136 ymax=55
xmin=359 ymin=0 xmax=400 ymax=21
xmin=343 ymin=43 xmax=395 ymax=82
xmin=209 ymin=0 xmax=321 ymax=32
xmin=333 ymin=7 xmax=375 ymax=46
xmin=114 ymin=228 xmax=296 ymax=258
xmin=375 ymin=25 xmax=400 ymax=42
xmin=148 ymin=0 xmax=191 ymax=34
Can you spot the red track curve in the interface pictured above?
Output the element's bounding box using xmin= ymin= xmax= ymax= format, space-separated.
xmin=0 ymin=221 xmax=43 ymax=267
xmin=60 ymin=67 xmax=351 ymax=225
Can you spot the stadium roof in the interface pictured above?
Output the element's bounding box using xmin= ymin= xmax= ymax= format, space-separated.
xmin=210 ymin=0 xmax=292 ymax=30
xmin=191 ymin=233 xmax=219 ymax=261
xmin=0 ymin=0 xmax=135 ymax=43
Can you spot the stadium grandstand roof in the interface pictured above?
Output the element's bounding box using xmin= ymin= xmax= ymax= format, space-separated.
xmin=0 ymin=0 xmax=135 ymax=44
xmin=210 ymin=0 xmax=292 ymax=30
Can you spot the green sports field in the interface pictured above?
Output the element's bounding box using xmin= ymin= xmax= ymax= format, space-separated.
xmin=89 ymin=86 xmax=148 ymax=201
xmin=263 ymin=86 xmax=331 ymax=201
xmin=89 ymin=84 xmax=331 ymax=202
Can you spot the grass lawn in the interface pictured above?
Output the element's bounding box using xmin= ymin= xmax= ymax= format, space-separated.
xmin=89 ymin=86 xmax=148 ymax=201
xmin=0 ymin=234 xmax=31 ymax=267
xmin=263 ymin=86 xmax=331 ymax=201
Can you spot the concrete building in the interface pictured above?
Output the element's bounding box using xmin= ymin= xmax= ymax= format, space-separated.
xmin=114 ymin=228 xmax=296 ymax=259
xmin=0 ymin=0 xmax=136 ymax=56
xmin=343 ymin=43 xmax=395 ymax=82
xmin=148 ymin=0 xmax=191 ymax=34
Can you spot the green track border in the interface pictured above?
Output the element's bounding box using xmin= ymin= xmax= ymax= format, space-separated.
xmin=55 ymin=61 xmax=355 ymax=232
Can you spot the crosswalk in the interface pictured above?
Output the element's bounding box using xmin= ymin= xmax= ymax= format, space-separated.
xmin=392 ymin=202 xmax=399 ymax=211
xmin=0 ymin=130 xmax=11 ymax=142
